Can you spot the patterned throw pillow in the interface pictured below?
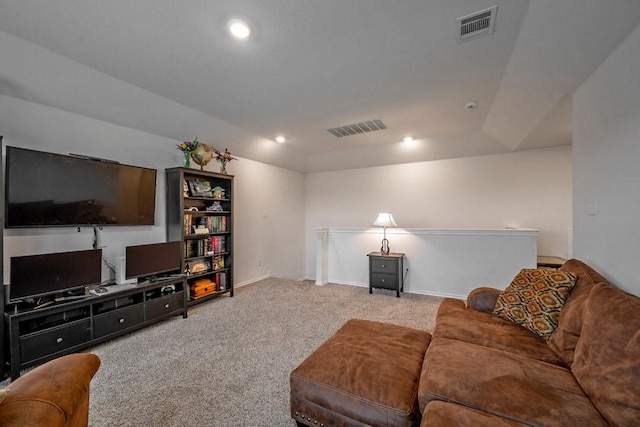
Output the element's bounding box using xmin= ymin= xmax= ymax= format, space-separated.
xmin=492 ymin=269 xmax=577 ymax=339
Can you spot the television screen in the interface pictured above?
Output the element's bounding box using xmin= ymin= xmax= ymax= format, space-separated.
xmin=125 ymin=241 xmax=182 ymax=280
xmin=9 ymin=249 xmax=102 ymax=303
xmin=5 ymin=146 xmax=157 ymax=227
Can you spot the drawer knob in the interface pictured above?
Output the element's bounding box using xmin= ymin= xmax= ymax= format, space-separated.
xmin=56 ymin=337 xmax=63 ymax=344
xmin=164 ymin=303 xmax=170 ymax=309
xmin=381 ymin=278 xmax=385 ymax=282
xmin=119 ymin=318 xmax=125 ymax=324
xmin=381 ymin=264 xmax=385 ymax=268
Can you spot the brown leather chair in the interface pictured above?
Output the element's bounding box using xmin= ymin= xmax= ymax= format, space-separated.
xmin=0 ymin=353 xmax=101 ymax=427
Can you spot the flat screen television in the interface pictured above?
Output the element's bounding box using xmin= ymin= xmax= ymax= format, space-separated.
xmin=125 ymin=241 xmax=182 ymax=281
xmin=5 ymin=146 xmax=157 ymax=227
xmin=9 ymin=249 xmax=102 ymax=303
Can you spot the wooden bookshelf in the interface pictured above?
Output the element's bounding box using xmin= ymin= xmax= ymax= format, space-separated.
xmin=165 ymin=167 xmax=234 ymax=305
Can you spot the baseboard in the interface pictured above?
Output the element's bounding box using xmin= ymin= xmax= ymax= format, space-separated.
xmin=235 ymin=274 xmax=271 ymax=288
xmin=251 ymin=275 xmax=465 ymax=299
xmin=330 ymin=280 xmax=368 ymax=288
xmin=407 ymin=289 xmax=466 ymax=300
xmin=302 ymin=277 xmax=465 ymax=299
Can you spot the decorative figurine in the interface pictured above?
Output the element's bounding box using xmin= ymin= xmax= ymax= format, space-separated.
xmin=212 ymin=186 xmax=225 ymax=199
xmin=207 ymin=201 xmax=224 ymax=212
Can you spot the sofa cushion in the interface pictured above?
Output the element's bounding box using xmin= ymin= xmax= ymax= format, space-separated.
xmin=493 ymin=268 xmax=576 ymax=338
xmin=434 ymin=298 xmax=564 ymax=365
xmin=421 ymin=401 xmax=529 ymax=427
xmin=418 ymin=337 xmax=608 ymax=426
xmin=572 ymin=282 xmax=640 ymax=426
xmin=547 ymin=259 xmax=607 ymax=366
xmin=559 ymin=258 xmax=608 ymax=285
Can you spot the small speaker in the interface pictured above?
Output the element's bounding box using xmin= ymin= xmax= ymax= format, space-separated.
xmin=115 ymin=256 xmax=136 ymax=285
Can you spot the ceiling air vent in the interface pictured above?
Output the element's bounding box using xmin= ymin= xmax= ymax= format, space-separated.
xmin=457 ymin=5 xmax=497 ymax=43
xmin=326 ymin=119 xmax=387 ymax=138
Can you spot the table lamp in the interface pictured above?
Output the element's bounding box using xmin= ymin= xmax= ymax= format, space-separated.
xmin=372 ymin=212 xmax=398 ymax=255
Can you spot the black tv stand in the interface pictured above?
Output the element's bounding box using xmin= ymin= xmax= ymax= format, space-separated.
xmin=30 ymin=292 xmax=88 ymax=310
xmin=54 ymin=294 xmax=89 ymax=302
xmin=138 ymin=273 xmax=184 ymax=286
xmin=4 ymin=276 xmax=187 ymax=380
xmin=32 ymin=300 xmax=56 ymax=310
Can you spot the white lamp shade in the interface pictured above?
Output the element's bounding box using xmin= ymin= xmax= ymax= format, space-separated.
xmin=372 ymin=212 xmax=398 ymax=228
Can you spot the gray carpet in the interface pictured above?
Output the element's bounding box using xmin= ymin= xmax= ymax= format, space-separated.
xmin=88 ymin=279 xmax=440 ymax=425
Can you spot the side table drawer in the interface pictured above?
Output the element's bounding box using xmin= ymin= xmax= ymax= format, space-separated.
xmin=371 ymin=258 xmax=398 ymax=274
xmin=20 ymin=319 xmax=92 ymax=363
xmin=371 ymin=273 xmax=397 ymax=290
xmin=94 ymin=304 xmax=145 ymax=338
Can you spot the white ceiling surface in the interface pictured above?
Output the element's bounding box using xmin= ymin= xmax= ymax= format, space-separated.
xmin=1 ymin=1 xmax=639 ymax=173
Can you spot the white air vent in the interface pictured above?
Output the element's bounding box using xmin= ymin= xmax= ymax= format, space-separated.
xmin=457 ymin=5 xmax=497 ymax=43
xmin=327 ymin=119 xmax=387 ymax=138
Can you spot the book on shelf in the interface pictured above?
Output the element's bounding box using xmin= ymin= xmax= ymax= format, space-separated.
xmin=184 ymin=236 xmax=226 ymax=258
xmin=184 ymin=214 xmax=193 ymax=234
xmin=213 ymin=271 xmax=227 ymax=291
xmin=184 ymin=240 xmax=204 ymax=258
xmin=210 ymin=236 xmax=226 ymax=253
xmin=204 ymin=216 xmax=227 ymax=233
xmin=212 ymin=255 xmax=225 ymax=271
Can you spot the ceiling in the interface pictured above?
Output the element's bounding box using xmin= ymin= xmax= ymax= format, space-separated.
xmin=1 ymin=0 xmax=640 ymax=173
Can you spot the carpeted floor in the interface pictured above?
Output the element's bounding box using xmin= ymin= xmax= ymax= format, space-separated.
xmin=72 ymin=279 xmax=443 ymax=425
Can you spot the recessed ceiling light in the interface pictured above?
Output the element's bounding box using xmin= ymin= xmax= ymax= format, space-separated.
xmin=275 ymin=136 xmax=286 ymax=143
xmin=403 ymin=136 xmax=414 ymax=143
xmin=228 ymin=19 xmax=252 ymax=40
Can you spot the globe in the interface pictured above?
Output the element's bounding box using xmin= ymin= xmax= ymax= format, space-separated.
xmin=190 ymin=143 xmax=214 ymax=170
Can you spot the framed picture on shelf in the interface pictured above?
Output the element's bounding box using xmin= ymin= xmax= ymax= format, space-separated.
xmin=188 ymin=179 xmax=213 ymax=197
xmin=187 ymin=259 xmax=211 ymax=274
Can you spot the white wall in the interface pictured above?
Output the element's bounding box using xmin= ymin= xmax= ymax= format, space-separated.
xmin=573 ymin=22 xmax=640 ymax=295
xmin=231 ymin=156 xmax=305 ymax=282
xmin=315 ymin=227 xmax=538 ymax=298
xmin=304 ymin=146 xmax=572 ymax=279
xmin=0 ymin=95 xmax=306 ymax=285
xmin=1 ymin=97 xmax=573 ymax=293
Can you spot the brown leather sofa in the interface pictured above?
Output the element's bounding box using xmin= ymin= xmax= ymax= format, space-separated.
xmin=291 ymin=259 xmax=640 ymax=426
xmin=0 ymin=353 xmax=101 ymax=426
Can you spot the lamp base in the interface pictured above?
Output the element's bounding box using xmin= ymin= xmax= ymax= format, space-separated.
xmin=380 ymin=238 xmax=390 ymax=255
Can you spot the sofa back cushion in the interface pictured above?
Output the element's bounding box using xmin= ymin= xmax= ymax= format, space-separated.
xmin=571 ymin=282 xmax=640 ymax=426
xmin=547 ymin=259 xmax=608 ymax=366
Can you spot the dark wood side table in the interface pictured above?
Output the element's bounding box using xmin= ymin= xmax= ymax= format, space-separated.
xmin=367 ymin=252 xmax=405 ymax=297
xmin=537 ymin=256 xmax=566 ymax=269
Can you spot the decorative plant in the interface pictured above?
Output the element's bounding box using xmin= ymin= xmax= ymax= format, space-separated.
xmin=177 ymin=137 xmax=199 ymax=167
xmin=213 ymin=148 xmax=237 ymax=174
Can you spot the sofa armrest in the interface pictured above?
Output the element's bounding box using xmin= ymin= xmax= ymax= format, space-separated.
xmin=466 ymin=287 xmax=502 ymax=313
xmin=0 ymin=353 xmax=101 ymax=427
